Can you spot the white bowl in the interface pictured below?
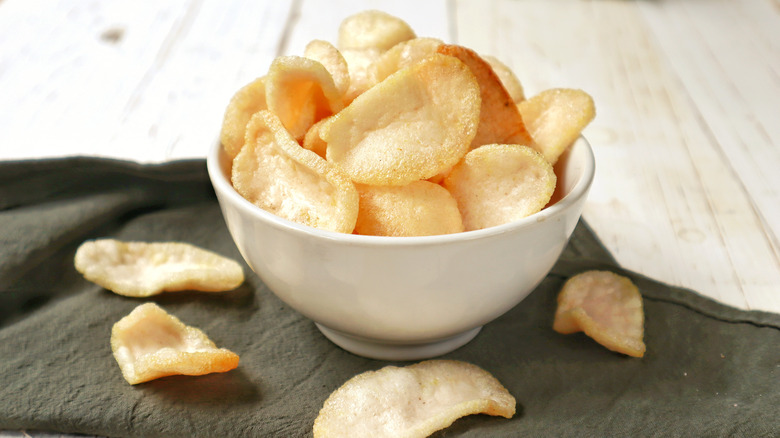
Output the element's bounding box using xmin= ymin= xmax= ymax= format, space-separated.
xmin=207 ymin=138 xmax=595 ymax=360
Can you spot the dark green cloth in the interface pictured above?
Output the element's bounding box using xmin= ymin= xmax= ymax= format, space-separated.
xmin=0 ymin=158 xmax=778 ymax=438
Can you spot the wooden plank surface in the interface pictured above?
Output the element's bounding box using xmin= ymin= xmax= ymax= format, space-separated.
xmin=455 ymin=0 xmax=780 ymax=314
xmin=0 ymin=0 xmax=777 ymax=318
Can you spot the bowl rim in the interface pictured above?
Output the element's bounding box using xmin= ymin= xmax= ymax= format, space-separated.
xmin=207 ymin=137 xmax=595 ymax=247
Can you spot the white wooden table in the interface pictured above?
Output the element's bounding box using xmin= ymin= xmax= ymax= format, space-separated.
xmin=0 ymin=0 xmax=777 ymax=321
xmin=1 ymin=0 xmax=778 ymax=437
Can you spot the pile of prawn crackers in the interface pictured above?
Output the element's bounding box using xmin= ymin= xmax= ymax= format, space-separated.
xmin=69 ymin=11 xmax=646 ymax=438
xmin=222 ymin=11 xmax=595 ymax=236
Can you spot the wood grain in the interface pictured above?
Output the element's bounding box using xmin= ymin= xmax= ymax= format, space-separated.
xmin=453 ymin=0 xmax=779 ymax=313
xmin=0 ymin=0 xmax=777 ymax=314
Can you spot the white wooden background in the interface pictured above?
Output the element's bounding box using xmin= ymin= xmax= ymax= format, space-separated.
xmin=0 ymin=0 xmax=778 ymax=320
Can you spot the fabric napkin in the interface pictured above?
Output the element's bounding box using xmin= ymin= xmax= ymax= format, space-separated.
xmin=0 ymin=158 xmax=777 ymax=438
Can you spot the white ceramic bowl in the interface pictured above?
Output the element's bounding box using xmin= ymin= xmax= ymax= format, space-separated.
xmin=207 ymin=138 xmax=595 ymax=360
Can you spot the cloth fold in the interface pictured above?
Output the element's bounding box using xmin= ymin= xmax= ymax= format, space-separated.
xmin=1 ymin=158 xmax=777 ymax=437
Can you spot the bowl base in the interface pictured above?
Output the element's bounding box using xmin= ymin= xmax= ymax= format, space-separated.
xmin=315 ymin=324 xmax=482 ymax=361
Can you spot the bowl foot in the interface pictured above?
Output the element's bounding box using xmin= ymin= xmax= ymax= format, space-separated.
xmin=315 ymin=324 xmax=482 ymax=361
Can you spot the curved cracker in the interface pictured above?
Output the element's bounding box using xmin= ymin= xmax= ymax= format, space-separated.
xmin=371 ymin=37 xmax=443 ymax=85
xmin=313 ymin=360 xmax=515 ymax=438
xmin=482 ymin=55 xmax=525 ymax=103
xmin=323 ymin=54 xmax=480 ymax=186
xmin=437 ymin=44 xmax=535 ymax=149
xmin=518 ymin=88 xmax=596 ymax=165
xmin=220 ymin=76 xmax=267 ymax=159
xmin=111 ymin=303 xmax=239 ymax=385
xmin=337 ymin=10 xmax=416 ymax=52
xmin=74 ymin=239 xmax=244 ymax=297
xmin=232 ymin=110 xmax=358 ymax=234
xmin=266 ymin=56 xmax=345 ymax=141
xmin=304 ymin=39 xmax=351 ymax=97
xmin=554 ymin=270 xmax=646 ymax=357
xmin=354 ymin=181 xmax=464 ymax=237
xmin=444 ymin=144 xmax=556 ymax=231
